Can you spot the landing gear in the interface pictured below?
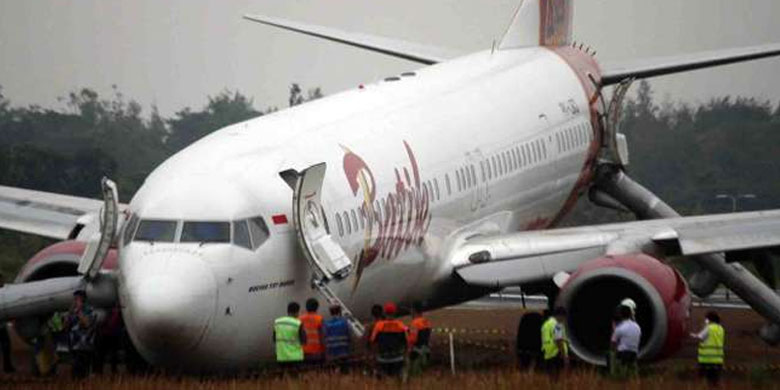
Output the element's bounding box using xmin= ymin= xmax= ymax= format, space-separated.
xmin=589 ymin=76 xmax=780 ymax=346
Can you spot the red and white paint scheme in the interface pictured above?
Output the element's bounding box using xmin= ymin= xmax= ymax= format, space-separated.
xmin=3 ymin=0 xmax=780 ymax=372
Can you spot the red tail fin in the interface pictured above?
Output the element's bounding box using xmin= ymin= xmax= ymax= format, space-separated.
xmin=499 ymin=0 xmax=573 ymax=49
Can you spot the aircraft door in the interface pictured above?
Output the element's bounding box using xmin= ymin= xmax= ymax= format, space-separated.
xmin=291 ymin=163 xmax=352 ymax=281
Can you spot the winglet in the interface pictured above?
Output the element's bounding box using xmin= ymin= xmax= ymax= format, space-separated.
xmin=243 ymin=14 xmax=458 ymax=65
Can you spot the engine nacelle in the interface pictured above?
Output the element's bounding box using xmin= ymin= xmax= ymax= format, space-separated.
xmin=557 ymin=254 xmax=691 ymax=364
xmin=10 ymin=240 xmax=117 ymax=340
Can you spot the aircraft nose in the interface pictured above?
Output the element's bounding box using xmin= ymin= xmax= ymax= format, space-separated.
xmin=124 ymin=252 xmax=216 ymax=361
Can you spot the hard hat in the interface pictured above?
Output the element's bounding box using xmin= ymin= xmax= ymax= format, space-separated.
xmin=621 ymin=298 xmax=637 ymax=312
xmin=384 ymin=302 xmax=397 ymax=316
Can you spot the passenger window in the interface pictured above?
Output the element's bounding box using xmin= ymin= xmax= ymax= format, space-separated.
xmin=375 ymin=200 xmax=383 ymax=223
xmin=358 ymin=208 xmax=365 ymax=230
xmin=445 ymin=174 xmax=452 ymax=195
xmin=542 ymin=140 xmax=547 ymax=159
xmin=343 ymin=211 xmax=351 ymax=234
xmin=336 ymin=214 xmax=344 ymax=236
xmin=501 ymin=153 xmax=508 ymax=173
xmin=350 ymin=209 xmax=358 ymax=231
xmin=434 ymin=178 xmax=440 ymax=200
xmin=456 ymin=170 xmax=462 ymax=191
xmin=512 ymin=149 xmax=519 ymax=170
xmin=480 ymin=161 xmax=486 ymax=182
xmin=123 ymin=213 xmax=139 ymax=246
xmin=470 ymin=165 xmax=477 ymax=186
xmin=486 ymin=159 xmax=492 ymax=179
xmin=134 ymin=220 xmax=177 ymax=243
xmin=233 ymin=220 xmax=252 ymax=250
xmin=491 ymin=156 xmax=497 ymax=176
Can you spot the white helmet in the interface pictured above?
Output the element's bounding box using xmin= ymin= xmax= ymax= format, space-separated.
xmin=621 ymin=298 xmax=637 ymax=314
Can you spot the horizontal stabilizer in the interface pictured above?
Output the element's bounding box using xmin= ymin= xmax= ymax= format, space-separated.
xmin=243 ymin=14 xmax=459 ymax=65
xmin=601 ymin=43 xmax=780 ymax=85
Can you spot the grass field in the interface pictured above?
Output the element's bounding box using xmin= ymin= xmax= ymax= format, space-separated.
xmin=3 ymin=367 xmax=780 ymax=390
xmin=2 ymin=306 xmax=780 ymax=389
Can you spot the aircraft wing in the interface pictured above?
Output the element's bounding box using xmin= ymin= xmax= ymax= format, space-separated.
xmin=0 ymin=185 xmax=118 ymax=240
xmin=243 ymin=14 xmax=460 ymax=65
xmin=453 ymin=209 xmax=780 ymax=287
xmin=601 ymin=43 xmax=780 ymax=86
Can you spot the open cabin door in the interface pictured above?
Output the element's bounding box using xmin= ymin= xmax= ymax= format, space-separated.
xmin=78 ymin=178 xmax=119 ymax=279
xmin=290 ymin=163 xmax=365 ymax=336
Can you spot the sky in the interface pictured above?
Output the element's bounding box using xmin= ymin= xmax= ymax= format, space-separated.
xmin=1 ymin=0 xmax=779 ymax=115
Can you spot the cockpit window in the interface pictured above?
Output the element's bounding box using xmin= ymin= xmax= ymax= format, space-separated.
xmin=248 ymin=217 xmax=270 ymax=250
xmin=181 ymin=221 xmax=230 ymax=243
xmin=233 ymin=220 xmax=252 ymax=250
xmin=134 ymin=220 xmax=177 ymax=242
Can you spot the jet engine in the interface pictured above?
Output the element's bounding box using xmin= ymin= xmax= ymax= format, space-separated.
xmin=556 ymin=254 xmax=691 ymax=364
xmin=8 ymin=240 xmax=117 ymax=340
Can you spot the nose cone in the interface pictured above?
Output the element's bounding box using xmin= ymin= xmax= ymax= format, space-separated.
xmin=123 ymin=252 xmax=216 ymax=365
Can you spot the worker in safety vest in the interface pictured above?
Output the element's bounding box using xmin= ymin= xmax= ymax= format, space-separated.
xmin=273 ymin=302 xmax=306 ymax=366
xmin=407 ymin=302 xmax=432 ymax=375
xmin=299 ymin=298 xmax=325 ymax=363
xmin=691 ymin=311 xmax=725 ymax=385
xmin=370 ymin=302 xmax=409 ymax=377
xmin=541 ymin=307 xmax=569 ymax=376
xmin=323 ymin=305 xmax=351 ymax=367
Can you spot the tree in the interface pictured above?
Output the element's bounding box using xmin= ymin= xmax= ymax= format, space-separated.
xmin=166 ymin=90 xmax=262 ymax=152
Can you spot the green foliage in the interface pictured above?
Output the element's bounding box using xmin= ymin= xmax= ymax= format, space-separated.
xmin=0 ymin=84 xmax=320 ymax=279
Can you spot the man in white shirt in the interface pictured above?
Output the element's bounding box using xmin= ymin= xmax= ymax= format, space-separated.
xmin=611 ymin=305 xmax=641 ymax=376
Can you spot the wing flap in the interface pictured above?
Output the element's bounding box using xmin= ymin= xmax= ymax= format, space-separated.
xmin=243 ymin=14 xmax=459 ymax=65
xmin=601 ymin=43 xmax=780 ymax=85
xmin=451 ymin=209 xmax=780 ymax=287
xmin=675 ymin=218 xmax=780 ymax=256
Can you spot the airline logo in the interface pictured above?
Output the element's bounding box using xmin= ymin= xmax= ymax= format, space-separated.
xmin=342 ymin=141 xmax=432 ymax=287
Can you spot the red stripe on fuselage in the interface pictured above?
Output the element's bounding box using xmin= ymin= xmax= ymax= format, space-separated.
xmin=545 ymin=46 xmax=604 ymax=227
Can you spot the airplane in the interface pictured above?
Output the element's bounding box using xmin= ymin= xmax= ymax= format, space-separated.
xmin=2 ymin=0 xmax=780 ymax=372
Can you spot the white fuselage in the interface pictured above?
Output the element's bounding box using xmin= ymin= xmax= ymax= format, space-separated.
xmin=116 ymin=47 xmax=596 ymax=371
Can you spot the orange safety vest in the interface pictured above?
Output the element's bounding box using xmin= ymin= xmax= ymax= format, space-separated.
xmin=408 ymin=316 xmax=432 ymax=347
xmin=370 ymin=319 xmax=409 ymax=363
xmin=299 ymin=313 xmax=325 ymax=355
xmin=370 ymin=319 xmax=409 ymax=342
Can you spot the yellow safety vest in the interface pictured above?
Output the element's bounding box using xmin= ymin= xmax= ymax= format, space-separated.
xmin=698 ymin=323 xmax=725 ymax=365
xmin=541 ymin=317 xmax=568 ymax=360
xmin=274 ymin=316 xmax=304 ymax=362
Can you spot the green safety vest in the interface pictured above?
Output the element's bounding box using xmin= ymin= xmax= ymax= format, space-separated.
xmin=274 ymin=316 xmax=304 ymax=362
xmin=698 ymin=323 xmax=725 ymax=365
xmin=541 ymin=317 xmax=568 ymax=360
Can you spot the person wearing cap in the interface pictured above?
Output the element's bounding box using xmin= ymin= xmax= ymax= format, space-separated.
xmin=299 ymin=298 xmax=325 ymax=364
xmin=610 ymin=304 xmax=641 ymax=378
xmin=541 ymin=307 xmax=569 ymax=376
xmin=323 ymin=305 xmax=351 ymax=368
xmin=64 ymin=289 xmax=97 ymax=379
xmin=370 ymin=302 xmax=409 ymax=377
xmin=407 ymin=302 xmax=432 ymax=375
xmin=620 ymin=298 xmax=637 ymax=320
xmin=691 ymin=311 xmax=726 ymax=385
xmin=274 ymin=302 xmax=306 ymax=367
